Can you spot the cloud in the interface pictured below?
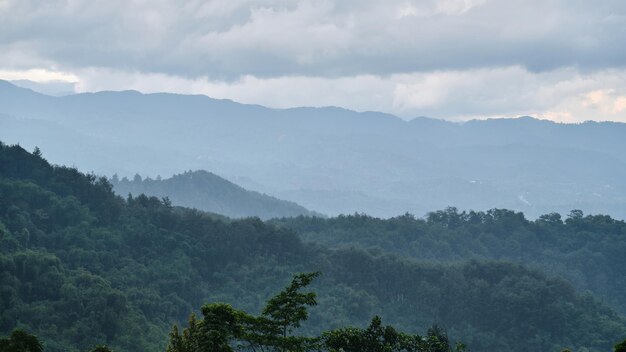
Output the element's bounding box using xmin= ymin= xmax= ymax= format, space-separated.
xmin=1 ymin=0 xmax=626 ymax=78
xmin=396 ymin=0 xmax=486 ymax=18
xmin=435 ymin=0 xmax=486 ymax=16
xmin=0 ymin=68 xmax=78 ymax=82
xmin=581 ymin=89 xmax=626 ymax=114
xmin=2 ymin=0 xmax=626 ymax=123
xmin=388 ymin=67 xmax=626 ymax=122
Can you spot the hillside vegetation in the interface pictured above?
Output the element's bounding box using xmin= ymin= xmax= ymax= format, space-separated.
xmin=273 ymin=209 xmax=626 ymax=315
xmin=1 ymin=143 xmax=625 ymax=352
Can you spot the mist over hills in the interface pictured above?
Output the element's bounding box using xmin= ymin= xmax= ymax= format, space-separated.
xmin=110 ymin=170 xmax=317 ymax=220
xmin=2 ymin=80 xmax=626 ymax=219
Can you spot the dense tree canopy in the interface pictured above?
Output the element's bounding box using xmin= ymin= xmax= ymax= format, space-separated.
xmin=272 ymin=208 xmax=626 ymax=314
xmin=616 ymin=340 xmax=626 ymax=352
xmin=0 ymin=329 xmax=43 ymax=352
xmin=1 ymin=143 xmax=625 ymax=352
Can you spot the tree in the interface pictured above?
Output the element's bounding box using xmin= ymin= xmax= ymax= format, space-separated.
xmin=566 ymin=209 xmax=584 ymax=221
xmin=538 ymin=212 xmax=562 ymax=224
xmin=198 ymin=303 xmax=246 ymax=352
xmin=322 ymin=316 xmax=465 ymax=352
xmin=165 ymin=273 xmax=321 ymax=352
xmin=165 ymin=325 xmax=185 ymax=352
xmin=323 ymin=316 xmax=401 ymax=352
xmin=261 ymin=272 xmax=320 ymax=352
xmin=615 ymin=339 xmax=626 ymax=352
xmin=0 ymin=329 xmax=43 ymax=352
xmin=166 ymin=313 xmax=201 ymax=352
xmin=88 ymin=345 xmax=113 ymax=352
xmin=425 ymin=325 xmax=462 ymax=352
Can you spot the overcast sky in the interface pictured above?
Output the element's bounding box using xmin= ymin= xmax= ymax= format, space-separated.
xmin=2 ymin=0 xmax=626 ymax=122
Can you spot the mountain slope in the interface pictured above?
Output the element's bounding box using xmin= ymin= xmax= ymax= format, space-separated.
xmin=2 ymin=80 xmax=626 ymax=218
xmin=1 ymin=143 xmax=625 ymax=352
xmin=111 ymin=170 xmax=318 ymax=219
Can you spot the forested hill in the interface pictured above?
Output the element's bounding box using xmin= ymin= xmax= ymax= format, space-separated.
xmin=1 ymin=143 xmax=625 ymax=352
xmin=272 ymin=210 xmax=626 ymax=315
xmin=110 ymin=170 xmax=317 ymax=220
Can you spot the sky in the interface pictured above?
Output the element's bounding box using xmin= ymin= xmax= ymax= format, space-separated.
xmin=1 ymin=0 xmax=626 ymax=122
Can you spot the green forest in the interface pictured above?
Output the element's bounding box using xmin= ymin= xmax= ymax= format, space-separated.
xmin=271 ymin=209 xmax=626 ymax=315
xmin=1 ymin=143 xmax=626 ymax=352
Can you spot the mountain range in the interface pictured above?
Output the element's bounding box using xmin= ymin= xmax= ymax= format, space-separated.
xmin=2 ymin=80 xmax=626 ymax=219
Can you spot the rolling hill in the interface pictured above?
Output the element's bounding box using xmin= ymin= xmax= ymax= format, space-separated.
xmin=110 ymin=170 xmax=318 ymax=220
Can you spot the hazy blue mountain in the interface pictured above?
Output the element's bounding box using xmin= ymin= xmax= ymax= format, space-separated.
xmin=2 ymin=80 xmax=626 ymax=218
xmin=111 ymin=170 xmax=318 ymax=219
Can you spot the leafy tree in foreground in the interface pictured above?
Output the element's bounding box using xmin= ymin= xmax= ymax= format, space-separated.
xmin=615 ymin=339 xmax=626 ymax=352
xmin=166 ymin=313 xmax=202 ymax=352
xmin=0 ymin=329 xmax=43 ymax=352
xmin=261 ymin=272 xmax=320 ymax=352
xmin=167 ymin=273 xmax=321 ymax=352
xmin=198 ymin=304 xmax=246 ymax=352
xmin=87 ymin=346 xmax=113 ymax=352
xmin=323 ymin=317 xmax=465 ymax=352
xmin=168 ymin=272 xmax=466 ymax=352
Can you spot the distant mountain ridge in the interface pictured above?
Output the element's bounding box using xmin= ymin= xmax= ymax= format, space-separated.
xmin=1 ymin=80 xmax=626 ymax=218
xmin=111 ymin=170 xmax=318 ymax=219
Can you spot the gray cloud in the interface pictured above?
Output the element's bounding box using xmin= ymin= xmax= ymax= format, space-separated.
xmin=3 ymin=0 xmax=626 ymax=123
xmin=2 ymin=0 xmax=626 ymax=79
